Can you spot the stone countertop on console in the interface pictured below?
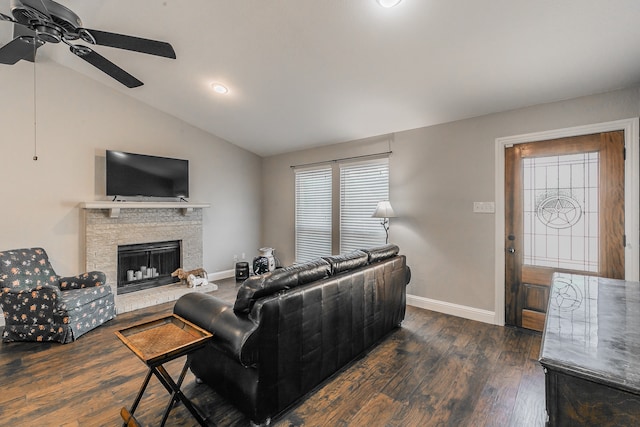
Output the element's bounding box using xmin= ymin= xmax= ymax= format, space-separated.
xmin=540 ymin=273 xmax=640 ymax=392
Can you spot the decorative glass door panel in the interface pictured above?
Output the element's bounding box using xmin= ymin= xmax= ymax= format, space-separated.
xmin=522 ymin=153 xmax=599 ymax=272
xmin=505 ymin=131 xmax=625 ymax=331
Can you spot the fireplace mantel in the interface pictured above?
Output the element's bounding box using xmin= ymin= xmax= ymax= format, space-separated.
xmin=80 ymin=201 xmax=210 ymax=218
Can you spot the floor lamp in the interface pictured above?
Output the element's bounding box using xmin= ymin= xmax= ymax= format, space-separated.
xmin=372 ymin=201 xmax=397 ymax=244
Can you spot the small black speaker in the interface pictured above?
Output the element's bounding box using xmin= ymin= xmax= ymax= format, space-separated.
xmin=235 ymin=262 xmax=249 ymax=281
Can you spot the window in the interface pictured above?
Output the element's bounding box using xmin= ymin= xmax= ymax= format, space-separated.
xmin=340 ymin=160 xmax=389 ymax=253
xmin=295 ymin=167 xmax=332 ymax=263
xmin=294 ymin=158 xmax=390 ymax=262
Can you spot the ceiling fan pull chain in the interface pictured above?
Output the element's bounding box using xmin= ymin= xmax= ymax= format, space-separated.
xmin=32 ymin=38 xmax=37 ymax=161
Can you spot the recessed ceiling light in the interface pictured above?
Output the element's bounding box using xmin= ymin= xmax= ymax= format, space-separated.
xmin=377 ymin=0 xmax=402 ymax=8
xmin=211 ymin=83 xmax=229 ymax=94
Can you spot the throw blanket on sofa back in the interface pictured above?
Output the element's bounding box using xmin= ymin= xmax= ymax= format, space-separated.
xmin=174 ymin=244 xmax=410 ymax=425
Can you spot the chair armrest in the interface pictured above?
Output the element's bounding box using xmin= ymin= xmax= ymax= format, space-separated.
xmin=0 ymin=285 xmax=61 ymax=323
xmin=59 ymin=271 xmax=107 ymax=290
xmin=1 ymin=284 xmax=60 ymax=298
xmin=174 ymin=292 xmax=259 ymax=366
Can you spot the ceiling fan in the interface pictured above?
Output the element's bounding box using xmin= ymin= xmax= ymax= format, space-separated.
xmin=0 ymin=0 xmax=176 ymax=88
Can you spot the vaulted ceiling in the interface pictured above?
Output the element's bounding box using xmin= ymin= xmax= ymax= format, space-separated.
xmin=3 ymin=0 xmax=640 ymax=156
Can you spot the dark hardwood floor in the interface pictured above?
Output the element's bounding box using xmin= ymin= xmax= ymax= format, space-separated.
xmin=0 ymin=278 xmax=546 ymax=426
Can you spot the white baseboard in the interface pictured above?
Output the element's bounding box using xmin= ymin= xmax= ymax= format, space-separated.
xmin=407 ymin=294 xmax=496 ymax=325
xmin=208 ymin=269 xmax=235 ymax=281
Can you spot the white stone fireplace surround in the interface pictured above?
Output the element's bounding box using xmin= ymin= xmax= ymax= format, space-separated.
xmin=82 ymin=203 xmax=211 ymax=312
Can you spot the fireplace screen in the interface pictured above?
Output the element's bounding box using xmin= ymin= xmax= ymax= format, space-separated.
xmin=117 ymin=240 xmax=181 ymax=293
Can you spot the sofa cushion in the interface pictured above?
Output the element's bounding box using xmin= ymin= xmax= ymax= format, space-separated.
xmin=233 ymin=259 xmax=331 ymax=313
xmin=57 ymin=285 xmax=114 ymax=311
xmin=322 ymin=250 xmax=368 ymax=275
xmin=362 ymin=244 xmax=400 ymax=263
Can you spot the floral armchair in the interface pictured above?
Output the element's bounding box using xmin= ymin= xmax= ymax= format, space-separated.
xmin=0 ymin=247 xmax=116 ymax=343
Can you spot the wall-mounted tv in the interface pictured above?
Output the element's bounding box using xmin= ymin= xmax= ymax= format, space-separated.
xmin=106 ymin=150 xmax=189 ymax=198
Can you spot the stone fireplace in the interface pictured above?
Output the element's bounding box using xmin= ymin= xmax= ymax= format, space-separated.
xmin=83 ymin=204 xmax=205 ymax=293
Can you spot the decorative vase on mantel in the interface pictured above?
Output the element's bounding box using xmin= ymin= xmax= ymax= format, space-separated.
xmin=253 ymin=247 xmax=276 ymax=275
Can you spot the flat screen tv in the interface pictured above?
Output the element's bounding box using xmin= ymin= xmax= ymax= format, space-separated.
xmin=106 ymin=150 xmax=189 ymax=198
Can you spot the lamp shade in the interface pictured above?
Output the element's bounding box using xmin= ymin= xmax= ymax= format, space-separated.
xmin=372 ymin=201 xmax=397 ymax=218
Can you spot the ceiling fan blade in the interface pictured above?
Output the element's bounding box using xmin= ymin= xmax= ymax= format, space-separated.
xmin=0 ymin=36 xmax=43 ymax=64
xmin=70 ymin=45 xmax=143 ymax=88
xmin=80 ymin=28 xmax=176 ymax=59
xmin=19 ymin=0 xmax=52 ymax=19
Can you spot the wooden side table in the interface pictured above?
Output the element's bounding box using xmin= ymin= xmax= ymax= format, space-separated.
xmin=116 ymin=314 xmax=213 ymax=427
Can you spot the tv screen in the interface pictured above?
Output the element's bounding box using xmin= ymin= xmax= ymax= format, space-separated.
xmin=106 ymin=150 xmax=189 ymax=198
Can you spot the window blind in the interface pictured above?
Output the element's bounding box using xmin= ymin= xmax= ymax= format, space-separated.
xmin=295 ymin=167 xmax=332 ymax=263
xmin=339 ymin=160 xmax=389 ymax=253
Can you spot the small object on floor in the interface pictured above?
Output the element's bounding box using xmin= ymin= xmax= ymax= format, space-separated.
xmin=235 ymin=262 xmax=250 ymax=281
xmin=253 ymin=247 xmax=276 ymax=275
xmin=172 ymin=267 xmax=208 ymax=284
xmin=187 ymin=273 xmax=208 ymax=288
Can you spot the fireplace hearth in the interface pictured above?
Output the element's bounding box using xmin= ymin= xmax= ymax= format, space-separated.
xmin=117 ymin=240 xmax=181 ymax=294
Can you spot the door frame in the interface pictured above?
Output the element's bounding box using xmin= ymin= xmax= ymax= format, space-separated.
xmin=494 ymin=118 xmax=640 ymax=326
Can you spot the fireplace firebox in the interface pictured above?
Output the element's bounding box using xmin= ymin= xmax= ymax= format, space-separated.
xmin=117 ymin=240 xmax=181 ymax=294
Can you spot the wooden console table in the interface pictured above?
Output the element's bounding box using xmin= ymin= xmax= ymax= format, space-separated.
xmin=116 ymin=314 xmax=213 ymax=426
xmin=540 ymin=273 xmax=640 ymax=426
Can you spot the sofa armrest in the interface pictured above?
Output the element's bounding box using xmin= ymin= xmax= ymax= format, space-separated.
xmin=58 ymin=271 xmax=107 ymax=290
xmin=174 ymin=292 xmax=259 ymax=367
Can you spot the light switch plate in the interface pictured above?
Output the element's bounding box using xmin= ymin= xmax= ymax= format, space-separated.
xmin=473 ymin=201 xmax=495 ymax=213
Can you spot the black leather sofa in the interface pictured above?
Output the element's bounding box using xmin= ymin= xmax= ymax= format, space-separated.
xmin=174 ymin=244 xmax=410 ymax=425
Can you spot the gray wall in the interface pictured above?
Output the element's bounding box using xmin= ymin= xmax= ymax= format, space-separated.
xmin=3 ymin=56 xmax=638 ymax=317
xmin=261 ymin=87 xmax=640 ymax=314
xmin=0 ymin=60 xmax=261 ymax=277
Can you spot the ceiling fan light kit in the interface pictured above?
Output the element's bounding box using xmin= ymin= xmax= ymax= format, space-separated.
xmin=377 ymin=0 xmax=402 ymax=8
xmin=211 ymin=83 xmax=229 ymax=94
xmin=0 ymin=0 xmax=176 ymax=87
